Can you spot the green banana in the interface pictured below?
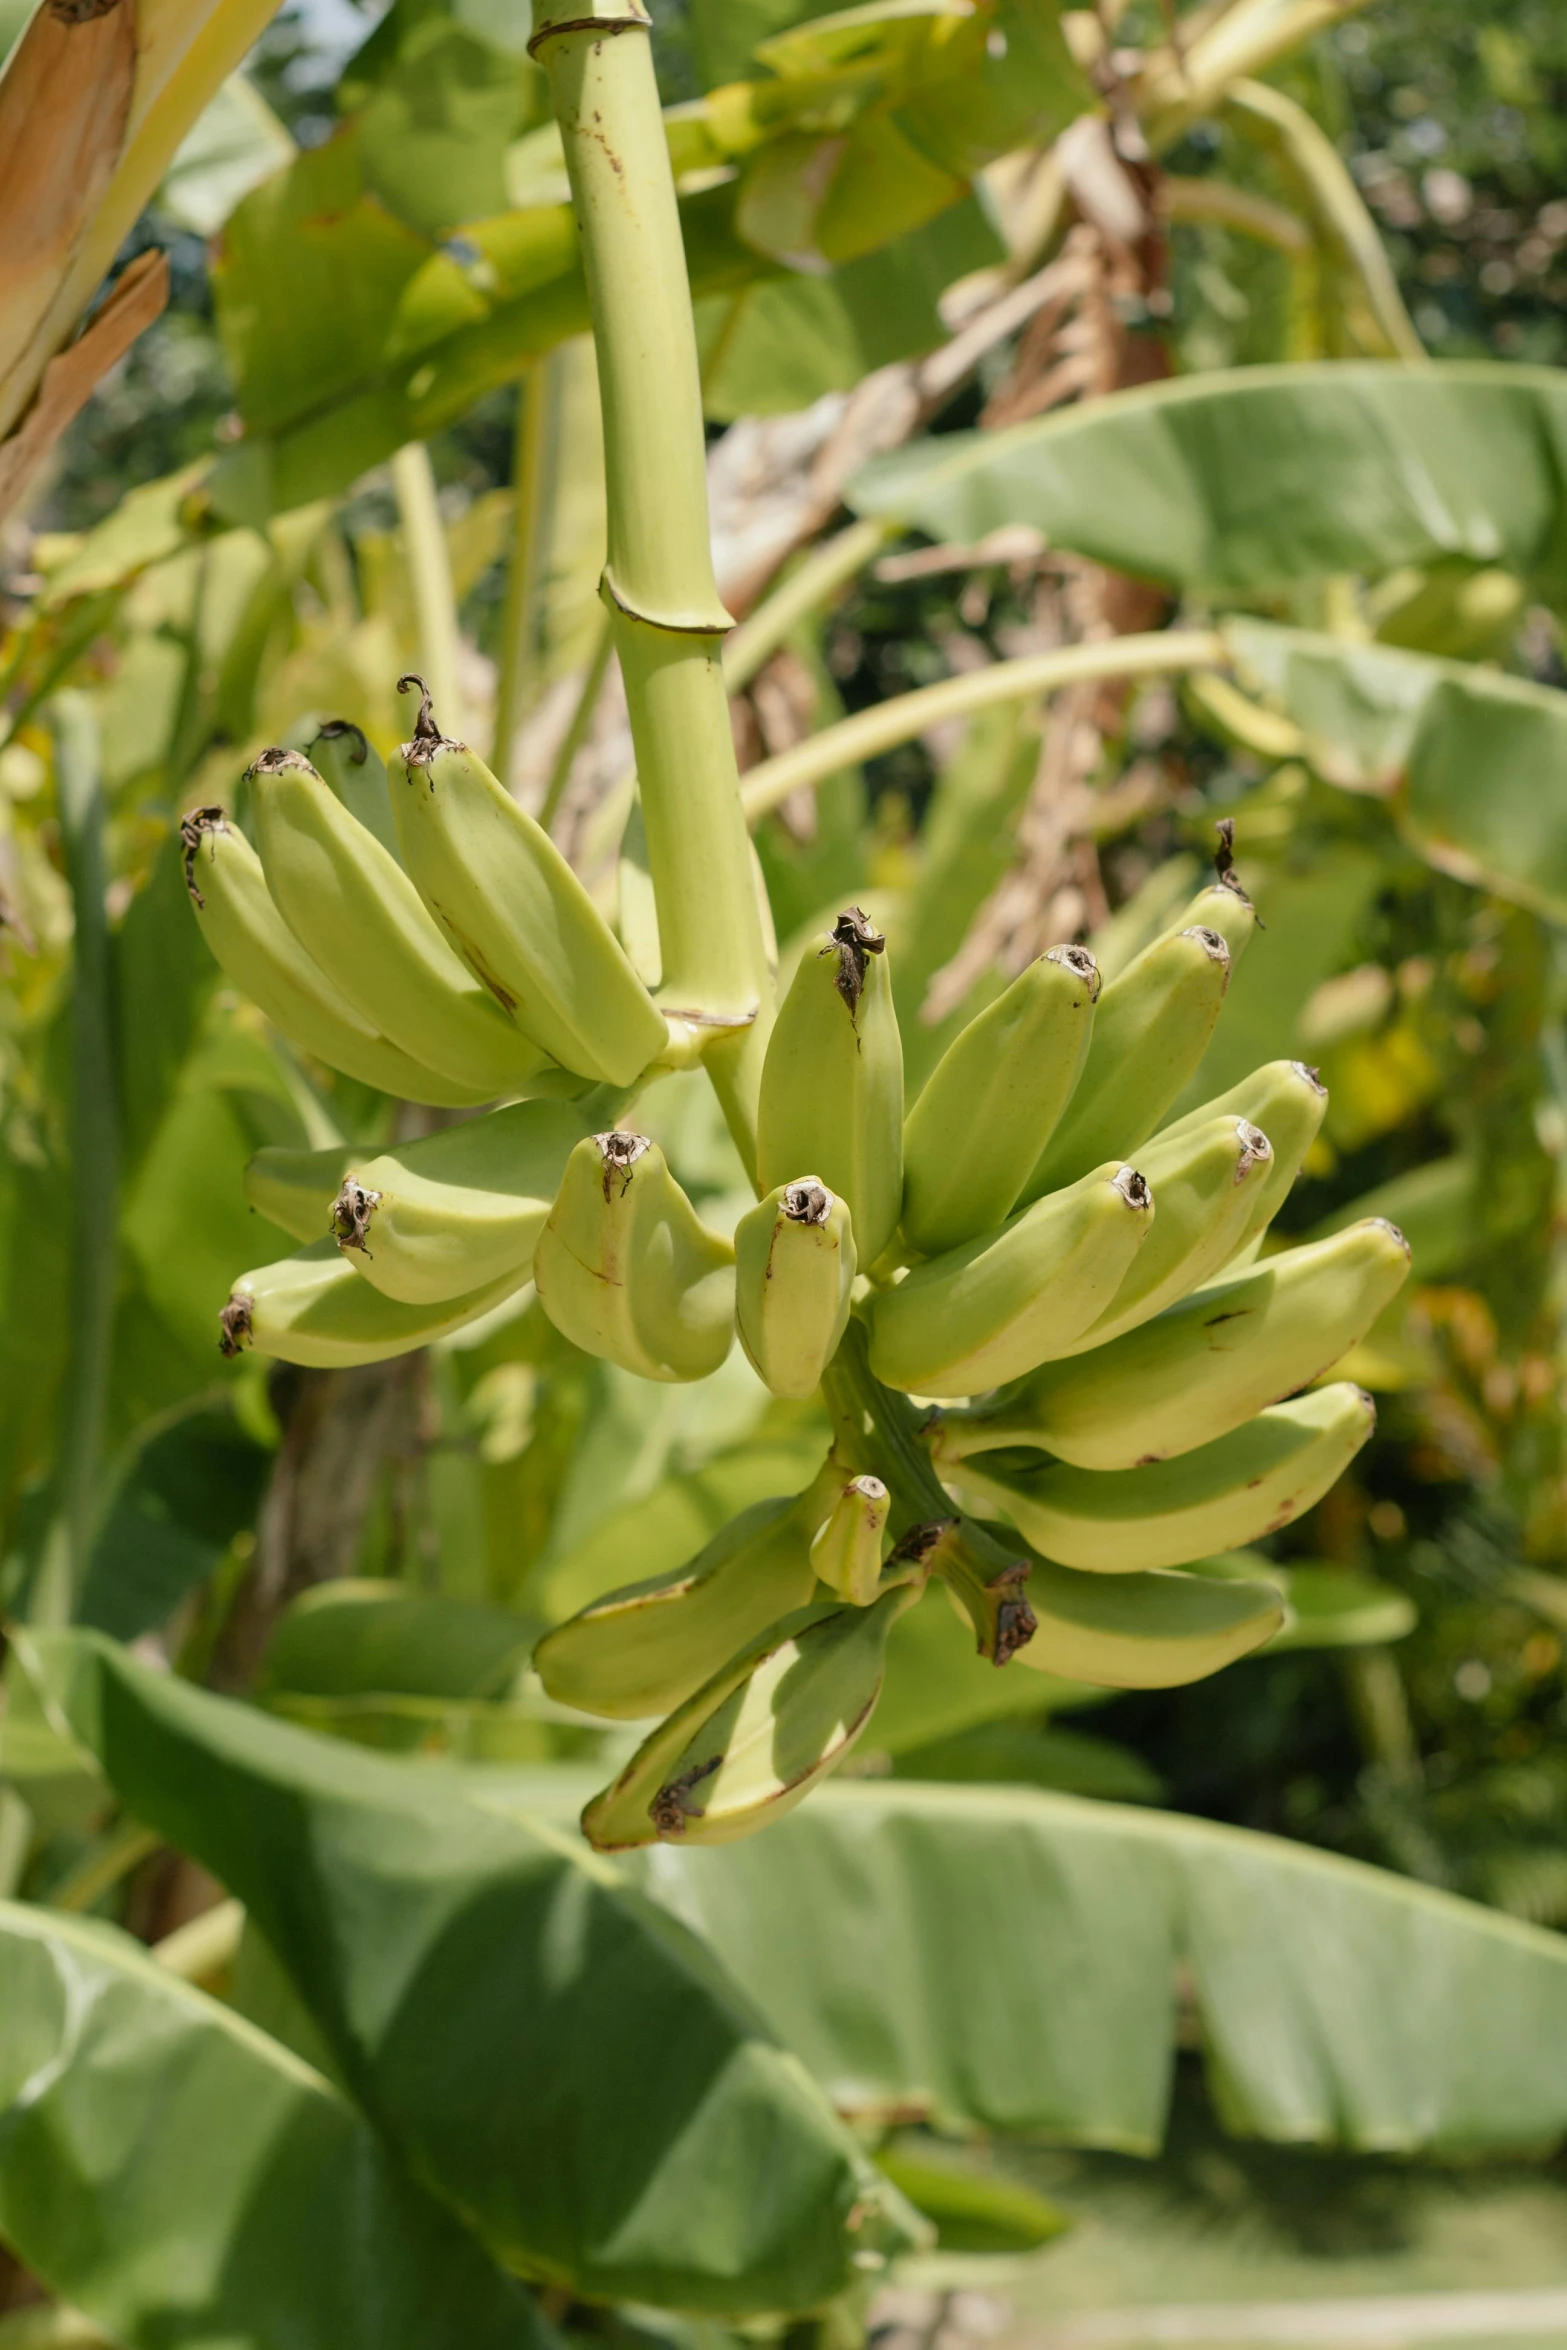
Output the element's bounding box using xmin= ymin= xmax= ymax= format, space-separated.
xmin=217 ymin=1240 xmax=523 ymax=1369
xmin=810 ymin=1472 xmax=889 ymax=1606
xmin=244 ymin=1142 xmax=357 ymax=1243
xmin=1168 ymin=822 xmax=1258 ymax=964
xmin=532 ymin=1131 xmax=735 ymax=1381
xmin=180 ymin=809 xmax=490 ymax=1108
xmin=581 ymin=1576 xmax=925 ymax=1852
xmin=1062 ymin=1114 xmax=1273 ymax=1354
xmin=1018 ymin=924 xmax=1233 ymax=1203
xmin=328 ymin=1100 xmax=590 ymax=1304
xmin=938 ymin=1219 xmax=1411 ymax=1472
xmin=250 ymin=749 xmax=556 ymax=1099
xmin=734 ymin=1177 xmax=856 ymax=1399
xmin=307 ymin=721 xmax=402 ymax=866
xmin=533 ymin=1487 xmax=823 ymax=1721
xmin=388 ymin=677 xmax=668 ymax=1086
xmin=867 ymin=1160 xmax=1155 ymax=1399
xmin=1010 ymin=1556 xmax=1285 ymax=1687
xmin=756 ymin=908 xmax=904 ymax=1268
xmin=900 ymin=945 xmax=1100 ymax=1256
xmin=943 ymin=1383 xmax=1376 ymax=1573
xmin=1157 ymin=1058 xmax=1328 ymax=1264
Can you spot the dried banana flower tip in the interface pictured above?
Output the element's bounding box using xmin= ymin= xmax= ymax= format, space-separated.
xmin=783 ymin=1178 xmax=833 ymax=1225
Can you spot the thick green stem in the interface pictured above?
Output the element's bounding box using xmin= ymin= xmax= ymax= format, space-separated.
xmin=821 ymin=1323 xmax=1037 ymax=1665
xmin=36 ymin=695 xmax=119 ymax=1625
xmin=492 ymin=361 xmax=551 ymax=789
xmin=742 ymin=631 xmax=1226 ymax=825
xmin=391 ymin=441 xmax=463 ymax=735
xmin=723 ymin=518 xmax=894 ymax=696
xmin=530 ymin=0 xmax=774 ymax=1173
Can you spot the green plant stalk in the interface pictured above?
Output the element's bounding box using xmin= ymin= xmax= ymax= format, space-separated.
xmin=492 ymin=359 xmax=551 ymax=790
xmin=1225 ymin=80 xmax=1425 ymax=362
xmin=742 ymin=630 xmax=1226 ymax=824
xmin=539 ymin=612 xmax=615 ymax=834
xmin=391 ymin=441 xmax=463 ymax=736
xmin=39 ymin=695 xmax=119 ymax=1623
xmin=723 ymin=518 xmax=894 ymax=696
xmin=529 ymin=0 xmax=774 ymax=1174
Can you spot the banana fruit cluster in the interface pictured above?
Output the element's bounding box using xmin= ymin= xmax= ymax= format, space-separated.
xmin=189 ymin=693 xmax=1408 ymax=1851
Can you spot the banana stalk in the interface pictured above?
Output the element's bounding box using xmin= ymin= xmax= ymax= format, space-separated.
xmin=529 ymin=0 xmax=775 ymax=1169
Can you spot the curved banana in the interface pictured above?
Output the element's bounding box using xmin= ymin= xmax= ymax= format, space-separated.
xmin=180 ymin=809 xmax=490 ymax=1107
xmin=810 ymin=1472 xmax=889 ymax=1606
xmin=756 ymin=908 xmax=904 ymax=1268
xmin=939 ymin=1219 xmax=1411 ymax=1472
xmin=388 ymin=678 xmax=667 ymax=1086
xmin=1158 ymin=1059 xmax=1328 ymax=1266
xmin=1011 ymin=1556 xmax=1285 ymax=1687
xmin=1019 ymin=925 xmax=1232 ymax=1204
xmin=867 ymin=1160 xmax=1155 ymax=1399
xmin=251 ymin=749 xmax=555 ymax=1099
xmin=533 ymin=1489 xmax=821 ymax=1721
xmin=581 ymin=1576 xmax=925 ymax=1852
xmin=734 ymin=1177 xmax=857 ymax=1400
xmin=533 ymin=1131 xmax=735 ymax=1381
xmin=328 ymin=1100 xmax=590 ymax=1304
xmin=1062 ymin=1115 xmax=1273 ymax=1355
xmin=245 ymin=1142 xmax=357 ymax=1243
xmin=900 ymin=945 xmax=1100 ymax=1256
xmin=307 ymin=721 xmax=402 ymax=867
xmin=217 ymin=1240 xmax=523 ymax=1369
xmin=943 ymin=1383 xmax=1376 ymax=1573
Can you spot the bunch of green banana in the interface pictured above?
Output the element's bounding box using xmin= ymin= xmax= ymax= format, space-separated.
xmin=194 ymin=710 xmax=1410 ymax=1849
xmin=532 ymin=1130 xmax=736 ymax=1381
xmin=934 ymin=1220 xmax=1411 ymax=1472
xmin=583 ymin=1572 xmax=926 ymax=1851
xmin=388 ymin=676 xmax=668 ymax=1086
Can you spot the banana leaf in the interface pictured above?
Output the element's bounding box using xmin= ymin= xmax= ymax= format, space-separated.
xmin=20 ymin=1629 xmax=919 ymax=2318
xmin=597 ymin=1781 xmax=1567 ymax=2157
xmin=1224 ymin=617 xmax=1567 ymax=921
xmin=0 ymin=1899 xmax=555 ymax=2350
xmin=847 ymin=362 xmax=1567 ymax=602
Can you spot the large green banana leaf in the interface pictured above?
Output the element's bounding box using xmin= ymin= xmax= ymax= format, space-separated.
xmin=847 ymin=363 xmax=1567 ymax=601
xmin=0 ymin=1899 xmax=554 ymax=2350
xmin=1223 ymin=617 xmax=1567 ymax=922
xmin=592 ymin=1781 xmax=1567 ymax=2158
xmin=20 ymin=1630 xmax=919 ymax=2317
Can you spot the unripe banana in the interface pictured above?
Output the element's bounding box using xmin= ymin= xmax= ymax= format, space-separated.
xmin=900 ymin=945 xmax=1100 ymax=1256
xmin=307 ymin=721 xmax=402 ymax=866
xmin=1169 ymin=823 xmax=1258 ymax=965
xmin=943 ymin=1383 xmax=1376 ymax=1573
xmin=1010 ymin=1556 xmax=1285 ymax=1687
xmin=756 ymin=908 xmax=904 ymax=1268
xmin=810 ymin=1472 xmax=889 ymax=1606
xmin=1158 ymin=1059 xmax=1328 ymax=1264
xmin=734 ymin=1177 xmax=856 ymax=1399
xmin=534 ymin=1489 xmax=821 ymax=1721
xmin=1062 ymin=1115 xmax=1272 ymax=1354
xmin=328 ymin=1100 xmax=590 ymax=1304
xmin=866 ymin=1160 xmax=1155 ymax=1399
xmin=245 ymin=1142 xmax=357 ymax=1243
xmin=250 ymin=749 xmax=555 ymax=1099
xmin=217 ymin=1240 xmax=522 ymax=1369
xmin=533 ymin=1131 xmax=735 ymax=1381
xmin=939 ymin=1219 xmax=1411 ymax=1472
xmin=581 ymin=1575 xmax=926 ymax=1852
xmin=1019 ymin=925 xmax=1232 ymax=1204
xmin=180 ymin=809 xmax=490 ymax=1107
xmin=388 ymin=678 xmax=667 ymax=1086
